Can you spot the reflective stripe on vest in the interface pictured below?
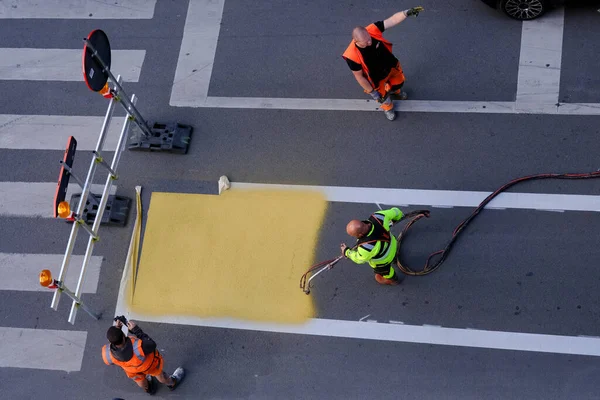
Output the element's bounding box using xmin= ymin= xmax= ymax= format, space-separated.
xmin=103 ymin=338 xmax=155 ymax=374
xmin=370 ymin=240 xmax=392 ymax=263
xmin=103 ymin=345 xmax=113 ymax=365
xmin=132 ymin=339 xmax=145 ymax=362
xmin=361 ymin=242 xmax=375 ymax=251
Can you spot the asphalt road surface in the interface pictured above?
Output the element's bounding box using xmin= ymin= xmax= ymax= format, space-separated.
xmin=1 ymin=1 xmax=599 ymax=399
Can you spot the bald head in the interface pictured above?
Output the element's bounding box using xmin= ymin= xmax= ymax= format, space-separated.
xmin=346 ymin=219 xmax=370 ymax=238
xmin=352 ymin=26 xmax=372 ymax=48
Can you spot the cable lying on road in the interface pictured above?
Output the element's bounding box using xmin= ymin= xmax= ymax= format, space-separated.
xmin=397 ymin=170 xmax=600 ymax=276
xmin=301 ymin=170 xmax=600 ymax=291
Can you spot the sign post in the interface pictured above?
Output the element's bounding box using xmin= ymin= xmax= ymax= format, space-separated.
xmin=45 ymin=28 xmax=195 ymax=324
xmin=83 ymin=29 xmax=193 ymax=154
xmin=48 ymin=75 xmax=135 ymax=324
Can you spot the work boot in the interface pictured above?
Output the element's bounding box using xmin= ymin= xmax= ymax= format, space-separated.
xmin=167 ymin=367 xmax=185 ymax=391
xmin=144 ymin=375 xmax=156 ymax=395
xmin=374 ymin=274 xmax=400 ymax=285
xmin=391 ymin=91 xmax=408 ymax=100
xmin=384 ymin=109 xmax=397 ymax=121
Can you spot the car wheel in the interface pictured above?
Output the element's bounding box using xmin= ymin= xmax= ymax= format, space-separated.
xmin=500 ymin=0 xmax=547 ymax=20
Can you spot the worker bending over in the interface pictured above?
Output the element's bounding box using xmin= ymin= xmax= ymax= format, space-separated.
xmin=341 ymin=207 xmax=428 ymax=285
xmin=342 ymin=7 xmax=423 ymax=121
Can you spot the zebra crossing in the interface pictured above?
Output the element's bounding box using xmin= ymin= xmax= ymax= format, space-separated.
xmin=0 ymin=1 xmax=155 ymax=374
xmin=2 ymin=0 xmax=600 ymax=380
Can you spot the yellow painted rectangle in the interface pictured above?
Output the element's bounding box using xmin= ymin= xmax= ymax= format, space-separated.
xmin=130 ymin=189 xmax=327 ymax=324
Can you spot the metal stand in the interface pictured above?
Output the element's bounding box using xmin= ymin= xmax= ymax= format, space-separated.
xmin=50 ymin=79 xmax=136 ymax=324
xmin=60 ymin=148 xmax=130 ymax=226
xmin=58 ymin=162 xmax=99 ymax=206
xmin=47 ymin=278 xmax=101 ymax=320
xmin=84 ymin=38 xmax=193 ymax=154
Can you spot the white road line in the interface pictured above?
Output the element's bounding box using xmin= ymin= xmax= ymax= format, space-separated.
xmin=170 ymin=0 xmax=225 ymax=106
xmin=202 ymin=96 xmax=513 ymax=112
xmin=230 ymin=182 xmax=600 ymax=213
xmin=0 ymin=253 xmax=102 ymax=293
xmin=201 ymin=96 xmax=377 ymax=111
xmin=0 ymin=0 xmax=156 ymax=19
xmin=199 ymin=96 xmax=600 ymax=115
xmin=114 ymin=308 xmax=600 ymax=357
xmin=0 ymin=49 xmax=145 ymax=82
xmin=0 ymin=182 xmax=117 ymax=218
xmin=0 ymin=115 xmax=124 ymax=151
xmin=553 ymin=102 xmax=600 ymax=115
xmin=516 ymin=9 xmax=564 ymax=105
xmin=0 ymin=327 xmax=86 ymax=372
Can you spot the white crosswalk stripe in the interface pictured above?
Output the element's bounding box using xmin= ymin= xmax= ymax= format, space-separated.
xmin=0 ymin=0 xmax=157 ymax=19
xmin=0 ymin=327 xmax=87 ymax=372
xmin=0 ymin=1 xmax=153 ymax=376
xmin=0 ymin=182 xmax=117 ymax=218
xmin=0 ymin=253 xmax=102 ymax=293
xmin=516 ymin=9 xmax=564 ymax=106
xmin=170 ymin=0 xmax=225 ymax=106
xmin=0 ymin=48 xmax=145 ymax=82
xmin=0 ymin=114 xmax=124 ymax=151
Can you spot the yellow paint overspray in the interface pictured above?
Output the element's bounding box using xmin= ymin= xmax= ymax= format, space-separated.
xmin=129 ymin=189 xmax=327 ymax=324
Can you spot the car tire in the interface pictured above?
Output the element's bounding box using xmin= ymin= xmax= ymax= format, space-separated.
xmin=499 ymin=0 xmax=548 ymax=20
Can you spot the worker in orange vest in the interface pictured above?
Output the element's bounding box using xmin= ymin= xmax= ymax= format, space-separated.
xmin=342 ymin=7 xmax=424 ymax=121
xmin=102 ymin=318 xmax=185 ymax=395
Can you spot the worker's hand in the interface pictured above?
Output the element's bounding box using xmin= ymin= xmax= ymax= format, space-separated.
xmin=340 ymin=243 xmax=349 ymax=257
xmin=126 ymin=321 xmax=137 ymax=331
xmin=405 ymin=6 xmax=424 ymax=17
xmin=114 ymin=319 xmax=123 ymax=329
xmin=367 ymin=90 xmax=382 ymax=102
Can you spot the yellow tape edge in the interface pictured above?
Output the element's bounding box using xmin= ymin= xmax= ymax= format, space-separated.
xmin=124 ymin=185 xmax=143 ymax=306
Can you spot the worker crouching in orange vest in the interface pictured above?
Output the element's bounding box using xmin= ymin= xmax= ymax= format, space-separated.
xmin=102 ymin=318 xmax=185 ymax=395
xmin=342 ymin=7 xmax=424 ymax=121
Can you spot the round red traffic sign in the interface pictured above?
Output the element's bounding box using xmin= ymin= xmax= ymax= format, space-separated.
xmin=82 ymin=29 xmax=111 ymax=92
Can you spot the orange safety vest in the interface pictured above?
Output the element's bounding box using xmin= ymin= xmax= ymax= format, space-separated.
xmin=102 ymin=338 xmax=161 ymax=375
xmin=342 ymin=23 xmax=394 ymax=88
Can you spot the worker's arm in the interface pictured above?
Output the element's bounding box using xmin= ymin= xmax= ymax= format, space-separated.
xmin=352 ymin=70 xmax=374 ymax=92
xmin=127 ymin=321 xmax=157 ymax=354
xmin=375 ymin=207 xmax=404 ymax=230
xmin=344 ymin=246 xmax=371 ymax=264
xmin=375 ymin=208 xmax=431 ymax=229
xmin=383 ymin=7 xmax=424 ymax=30
xmin=346 ymin=56 xmax=377 ymax=96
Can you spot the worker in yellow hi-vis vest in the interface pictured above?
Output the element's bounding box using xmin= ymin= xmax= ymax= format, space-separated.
xmin=341 ymin=207 xmax=428 ymax=285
